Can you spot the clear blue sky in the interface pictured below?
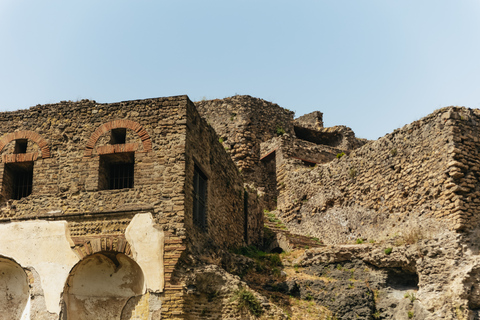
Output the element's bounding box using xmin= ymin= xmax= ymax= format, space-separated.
xmin=1 ymin=1 xmax=480 ymax=140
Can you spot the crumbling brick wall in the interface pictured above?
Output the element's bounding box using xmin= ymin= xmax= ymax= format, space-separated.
xmin=195 ymin=95 xmax=295 ymax=173
xmin=0 ymin=95 xmax=253 ymax=319
xmin=275 ymin=107 xmax=473 ymax=243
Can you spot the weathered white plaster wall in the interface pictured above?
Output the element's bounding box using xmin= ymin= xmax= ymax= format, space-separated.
xmin=126 ymin=212 xmax=165 ymax=292
xmin=0 ymin=220 xmax=79 ymax=315
xmin=0 ymin=213 xmax=164 ymax=317
xmin=64 ymin=253 xmax=144 ymax=320
xmin=0 ymin=257 xmax=29 ymax=320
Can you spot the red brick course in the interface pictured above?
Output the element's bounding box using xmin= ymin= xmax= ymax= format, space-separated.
xmin=0 ymin=130 xmax=50 ymax=159
xmin=84 ymin=120 xmax=152 ymax=158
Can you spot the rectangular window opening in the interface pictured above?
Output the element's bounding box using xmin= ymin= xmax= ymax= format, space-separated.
xmin=2 ymin=162 xmax=33 ymax=200
xmin=193 ymin=165 xmax=207 ymax=230
xmin=110 ymin=128 xmax=127 ymax=145
xmin=98 ymin=152 xmax=134 ymax=190
xmin=14 ymin=139 xmax=28 ymax=154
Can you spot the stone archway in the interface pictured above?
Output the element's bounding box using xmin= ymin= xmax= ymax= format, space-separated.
xmin=0 ymin=256 xmax=29 ymax=320
xmin=63 ymin=252 xmax=145 ymax=320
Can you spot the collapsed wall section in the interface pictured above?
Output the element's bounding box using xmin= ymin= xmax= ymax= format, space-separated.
xmin=276 ymin=107 xmax=475 ymax=243
xmin=195 ymin=95 xmax=295 ymax=173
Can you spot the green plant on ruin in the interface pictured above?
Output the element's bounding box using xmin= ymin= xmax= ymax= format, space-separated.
xmin=218 ymin=137 xmax=224 ymax=143
xmin=384 ymin=247 xmax=393 ymax=255
xmin=404 ymin=292 xmax=416 ymax=302
xmin=349 ymin=269 xmax=355 ymax=280
xmin=373 ymin=311 xmax=381 ymax=319
xmin=276 ymin=126 xmax=286 ymax=136
xmin=336 ymin=152 xmax=345 ymax=159
xmin=408 ymin=310 xmax=414 ymax=318
xmin=349 ymin=167 xmax=357 ymax=179
xmin=231 ymin=288 xmax=263 ymax=317
xmin=265 ymin=212 xmax=286 ymax=229
xmin=356 ymin=238 xmax=364 ymax=244
xmin=230 ymin=113 xmax=236 ymax=121
xmin=233 ymin=245 xmax=283 ymax=273
xmin=390 ymin=148 xmax=397 ymax=156
xmin=294 ymin=263 xmax=300 ymax=273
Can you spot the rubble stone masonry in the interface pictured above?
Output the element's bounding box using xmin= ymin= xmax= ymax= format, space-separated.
xmin=276 ymin=107 xmax=480 ymax=243
xmin=0 ymin=95 xmax=251 ymax=319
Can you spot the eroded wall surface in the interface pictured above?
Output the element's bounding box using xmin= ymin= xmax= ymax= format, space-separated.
xmin=0 ymin=220 xmax=79 ymax=314
xmin=275 ymin=107 xmax=478 ymax=243
xmin=0 ymin=257 xmax=29 ymax=320
xmin=0 ymin=213 xmax=165 ymax=319
xmin=195 ymin=95 xmax=295 ymax=173
xmin=0 ymin=95 xmax=248 ymax=319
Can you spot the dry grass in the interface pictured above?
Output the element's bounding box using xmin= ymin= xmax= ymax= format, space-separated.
xmin=394 ymin=227 xmax=425 ymax=246
xmin=286 ymin=298 xmax=335 ymax=320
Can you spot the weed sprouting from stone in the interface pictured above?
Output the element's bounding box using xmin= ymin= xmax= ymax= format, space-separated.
xmin=404 ymin=292 xmax=416 ymax=302
xmin=276 ymin=126 xmax=286 ymax=136
xmin=349 ymin=167 xmax=357 ymax=179
xmin=231 ymin=288 xmax=263 ymax=317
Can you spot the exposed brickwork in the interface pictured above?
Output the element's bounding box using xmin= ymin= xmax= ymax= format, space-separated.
xmin=185 ymin=99 xmax=247 ymax=250
xmin=272 ymin=106 xmax=480 ymax=244
xmin=83 ymin=119 xmax=152 ymax=158
xmin=0 ymin=95 xmax=255 ymax=319
xmin=0 ymin=130 xmax=51 ymax=159
xmin=71 ymin=235 xmax=132 ymax=259
xmin=195 ymin=95 xmax=365 ymax=213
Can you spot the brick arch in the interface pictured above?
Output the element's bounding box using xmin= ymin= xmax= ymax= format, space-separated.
xmin=0 ymin=130 xmax=50 ymax=158
xmin=84 ymin=120 xmax=152 ymax=157
xmin=71 ymin=235 xmax=133 ymax=260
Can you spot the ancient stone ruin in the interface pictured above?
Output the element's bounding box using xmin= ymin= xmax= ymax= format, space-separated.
xmin=1 ymin=94 xmax=480 ymax=319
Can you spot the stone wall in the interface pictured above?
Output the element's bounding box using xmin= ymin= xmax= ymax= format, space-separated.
xmin=261 ymin=135 xmax=345 ymax=165
xmin=185 ymin=99 xmax=250 ymax=252
xmin=195 ymin=96 xmax=366 ymax=214
xmin=294 ymin=111 xmax=324 ymax=130
xmin=275 ymin=107 xmax=476 ymax=243
xmin=0 ymin=95 xmax=252 ymax=319
xmin=442 ymin=107 xmax=480 ymax=229
xmin=195 ymin=95 xmax=295 ymax=173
